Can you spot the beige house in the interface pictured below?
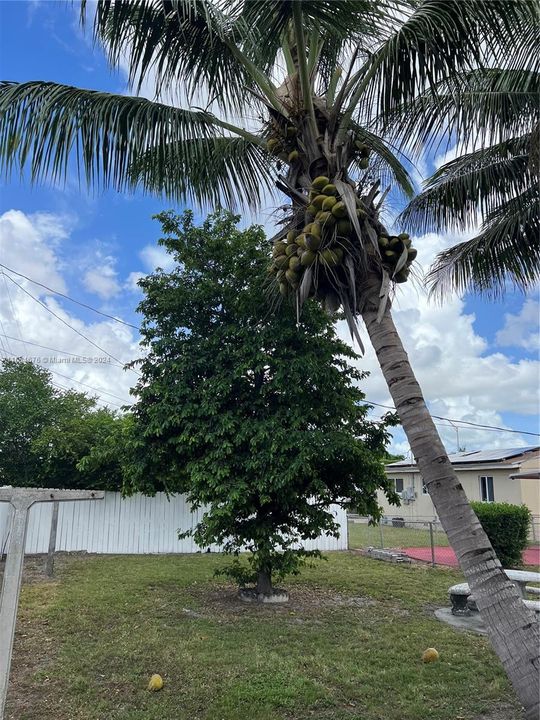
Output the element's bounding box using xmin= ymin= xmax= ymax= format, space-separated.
xmin=380 ymin=446 xmax=540 ymax=533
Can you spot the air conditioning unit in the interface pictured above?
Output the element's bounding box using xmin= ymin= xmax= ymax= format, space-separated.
xmin=402 ymin=486 xmax=416 ymax=503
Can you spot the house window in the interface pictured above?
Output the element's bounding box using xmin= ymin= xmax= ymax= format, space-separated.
xmin=391 ymin=478 xmax=404 ymax=496
xmin=480 ymin=476 xmax=495 ymax=502
xmin=422 ymin=481 xmax=428 ymax=495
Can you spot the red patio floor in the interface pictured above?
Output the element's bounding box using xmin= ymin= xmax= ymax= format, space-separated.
xmin=403 ymin=545 xmax=540 ymax=568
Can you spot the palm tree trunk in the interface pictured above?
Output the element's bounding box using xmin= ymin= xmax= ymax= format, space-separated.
xmin=360 ymin=272 xmax=539 ymax=718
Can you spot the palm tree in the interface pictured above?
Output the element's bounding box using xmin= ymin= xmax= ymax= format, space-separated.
xmin=0 ymin=1 xmax=538 ymax=713
xmin=393 ymin=66 xmax=540 ymax=296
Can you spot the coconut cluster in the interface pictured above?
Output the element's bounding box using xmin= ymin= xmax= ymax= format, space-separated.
xmin=377 ymin=233 xmax=417 ymax=283
xmin=354 ymin=140 xmax=371 ymax=170
xmin=269 ymin=168 xmax=418 ymax=303
xmin=268 ymin=175 xmax=360 ymax=300
xmin=266 ymin=124 xmax=301 ymax=164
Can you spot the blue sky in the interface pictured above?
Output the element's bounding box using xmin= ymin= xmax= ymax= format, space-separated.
xmin=0 ymin=0 xmax=538 ymax=452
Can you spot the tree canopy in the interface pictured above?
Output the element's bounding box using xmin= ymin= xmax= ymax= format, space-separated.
xmin=0 ymin=358 xmax=125 ymax=490
xmin=125 ymin=210 xmax=397 ymax=591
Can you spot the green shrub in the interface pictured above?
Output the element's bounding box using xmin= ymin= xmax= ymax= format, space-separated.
xmin=471 ymin=501 xmax=531 ymax=568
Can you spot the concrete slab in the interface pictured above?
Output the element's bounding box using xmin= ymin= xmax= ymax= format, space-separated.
xmin=434 ymin=607 xmax=488 ymax=636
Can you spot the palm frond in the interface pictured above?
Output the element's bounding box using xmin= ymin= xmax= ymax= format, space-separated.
xmin=84 ymin=0 xmax=267 ymax=114
xmin=338 ymin=0 xmax=539 ymax=139
xmin=0 ymin=81 xmax=260 ymax=193
xmin=350 ymin=123 xmax=414 ymax=199
xmin=237 ymin=0 xmax=387 ymax=75
xmin=130 ymin=136 xmax=276 ymax=211
xmin=380 ymin=68 xmax=540 ymax=158
xmin=427 ymin=186 xmax=540 ymax=298
xmin=400 ymin=135 xmax=534 ymax=232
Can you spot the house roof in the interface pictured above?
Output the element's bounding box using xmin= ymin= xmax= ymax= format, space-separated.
xmin=387 ymin=445 xmax=540 ymax=469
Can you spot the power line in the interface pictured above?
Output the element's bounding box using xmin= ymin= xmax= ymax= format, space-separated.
xmin=0 ymin=332 xmax=140 ymax=367
xmin=0 ymin=262 xmax=140 ymax=331
xmin=365 ymin=400 xmax=540 ymax=438
xmin=3 ymin=272 xmax=141 ymax=376
xmin=0 ymin=346 xmax=128 ymax=409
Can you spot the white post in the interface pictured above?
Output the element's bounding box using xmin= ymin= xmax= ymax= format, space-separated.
xmin=45 ymin=501 xmax=60 ymax=578
xmin=0 ymin=487 xmax=104 ymax=719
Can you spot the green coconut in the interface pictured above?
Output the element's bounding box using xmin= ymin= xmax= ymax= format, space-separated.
xmin=286 ymin=230 xmax=298 ymax=243
xmin=276 ymin=269 xmax=285 ymax=280
xmin=322 ymin=196 xmax=338 ymax=212
xmin=285 ymin=268 xmax=300 ymax=285
xmin=384 ymin=249 xmax=398 ymax=261
xmin=289 ymin=256 xmax=301 ymax=271
xmin=285 ymin=243 xmax=299 ymax=256
xmin=355 ymin=140 xmax=368 ymax=153
xmin=336 ymin=219 xmax=352 ymax=236
xmin=300 ymin=250 xmax=316 ymax=266
xmin=288 ymin=150 xmax=299 ymax=163
xmin=333 ymin=247 xmax=344 ymax=264
xmin=305 ymin=233 xmax=322 ymax=251
xmin=312 ymin=194 xmax=327 ymax=210
xmin=332 ymin=201 xmax=348 ymax=219
xmin=312 ymin=175 xmax=330 ymax=191
xmin=306 ymin=204 xmax=318 ymax=217
xmin=279 ymin=282 xmax=288 ymax=296
xmin=320 ymin=248 xmax=339 ymax=266
xmin=359 ymin=157 xmax=369 ymax=170
xmin=407 ymin=247 xmax=418 ymax=261
xmin=275 ymin=254 xmax=289 ymax=269
xmin=394 ymin=268 xmax=410 ymax=283
xmin=378 ymin=236 xmax=389 ymax=248
xmin=286 ymin=125 xmax=296 ymax=138
xmin=273 ymin=241 xmax=287 ymax=256
xmin=322 ymin=184 xmax=337 ymax=196
xmin=267 ymin=138 xmax=281 ymax=153
xmin=305 ymin=222 xmax=321 ymax=238
xmin=296 ymin=234 xmax=307 ymax=249
xmin=317 ymin=211 xmax=336 ymax=229
xmin=398 ymin=232 xmax=411 ymax=247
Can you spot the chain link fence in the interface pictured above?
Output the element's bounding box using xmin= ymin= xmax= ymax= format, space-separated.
xmin=530 ymin=516 xmax=540 ymax=545
xmin=348 ymin=515 xmax=456 ymax=566
xmin=349 ymin=514 xmax=540 ymax=568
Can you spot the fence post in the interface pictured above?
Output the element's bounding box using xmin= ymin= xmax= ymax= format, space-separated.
xmin=429 ymin=522 xmax=435 ymax=567
xmin=379 ymin=520 xmax=384 ymax=549
xmin=45 ymin=501 xmax=59 ymax=578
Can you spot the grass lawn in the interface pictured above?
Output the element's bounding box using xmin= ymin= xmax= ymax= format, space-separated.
xmin=347 ymin=520 xmax=450 ymax=549
xmin=6 ymin=552 xmax=520 ymax=720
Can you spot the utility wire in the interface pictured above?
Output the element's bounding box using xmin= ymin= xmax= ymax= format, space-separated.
xmin=0 ymin=346 xmax=128 ymax=409
xmin=0 ymin=262 xmax=140 ymax=331
xmin=3 ymin=273 xmax=141 ymax=376
xmin=0 ymin=332 xmax=141 ymax=367
xmin=366 ymin=400 xmax=540 ymax=438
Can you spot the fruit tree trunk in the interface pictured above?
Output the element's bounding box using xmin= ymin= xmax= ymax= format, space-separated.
xmin=257 ymin=570 xmax=273 ymax=595
xmin=360 ymin=272 xmax=539 ymax=718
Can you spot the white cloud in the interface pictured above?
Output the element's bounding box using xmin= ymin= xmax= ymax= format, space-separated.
xmin=125 ymin=271 xmax=146 ymax=293
xmin=139 ymin=244 xmax=176 ymax=272
xmin=0 ymin=209 xmax=69 ymax=291
xmin=83 ymin=260 xmax=121 ymax=299
xmin=0 ymin=210 xmax=140 ymax=410
xmin=337 ymin=230 xmax=540 ymax=454
xmin=496 ymin=298 xmax=540 ymax=353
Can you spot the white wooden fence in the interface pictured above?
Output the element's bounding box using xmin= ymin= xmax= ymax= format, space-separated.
xmin=0 ymin=492 xmax=348 ymax=555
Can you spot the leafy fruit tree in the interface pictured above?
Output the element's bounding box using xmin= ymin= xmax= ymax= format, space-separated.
xmin=0 ymin=358 xmax=124 ymax=490
xmin=124 ymin=210 xmax=397 ymax=595
xmin=0 ymin=0 xmax=538 ymax=711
